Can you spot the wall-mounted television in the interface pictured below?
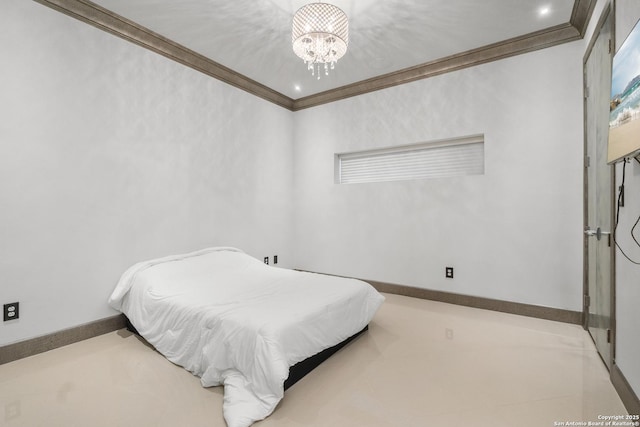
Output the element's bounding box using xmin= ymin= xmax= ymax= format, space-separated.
xmin=608 ymin=17 xmax=640 ymax=163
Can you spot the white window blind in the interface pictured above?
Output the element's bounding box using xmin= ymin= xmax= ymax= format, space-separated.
xmin=336 ymin=134 xmax=484 ymax=184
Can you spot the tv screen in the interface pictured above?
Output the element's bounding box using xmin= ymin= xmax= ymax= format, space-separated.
xmin=608 ymin=18 xmax=640 ymax=163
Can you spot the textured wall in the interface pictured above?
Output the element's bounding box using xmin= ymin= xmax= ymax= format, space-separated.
xmin=0 ymin=0 xmax=293 ymax=345
xmin=292 ymin=41 xmax=584 ymax=311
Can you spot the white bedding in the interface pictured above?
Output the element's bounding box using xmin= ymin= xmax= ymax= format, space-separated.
xmin=108 ymin=247 xmax=384 ymax=427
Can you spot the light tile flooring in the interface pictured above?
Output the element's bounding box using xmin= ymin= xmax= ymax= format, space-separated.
xmin=0 ymin=293 xmax=628 ymax=427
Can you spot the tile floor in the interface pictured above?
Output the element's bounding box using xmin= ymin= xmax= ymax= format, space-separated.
xmin=0 ymin=293 xmax=628 ymax=426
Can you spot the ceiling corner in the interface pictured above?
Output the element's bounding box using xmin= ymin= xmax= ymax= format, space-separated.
xmin=570 ymin=0 xmax=599 ymax=37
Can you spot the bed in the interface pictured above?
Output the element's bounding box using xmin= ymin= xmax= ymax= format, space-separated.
xmin=108 ymin=247 xmax=384 ymax=427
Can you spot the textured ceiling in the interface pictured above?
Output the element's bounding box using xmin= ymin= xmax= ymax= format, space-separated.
xmin=89 ymin=0 xmax=576 ymax=99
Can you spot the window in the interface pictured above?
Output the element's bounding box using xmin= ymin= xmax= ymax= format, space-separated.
xmin=335 ymin=134 xmax=484 ymax=184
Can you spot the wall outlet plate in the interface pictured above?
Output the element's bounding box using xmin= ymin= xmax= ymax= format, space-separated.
xmin=274 ymin=255 xmax=278 ymax=264
xmin=3 ymin=302 xmax=19 ymax=321
xmin=263 ymin=257 xmax=269 ymax=265
xmin=445 ymin=267 xmax=454 ymax=279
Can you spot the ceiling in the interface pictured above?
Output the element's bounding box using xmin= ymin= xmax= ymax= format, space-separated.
xmin=38 ymin=0 xmax=594 ymax=109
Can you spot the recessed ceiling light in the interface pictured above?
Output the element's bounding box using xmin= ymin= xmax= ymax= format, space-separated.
xmin=294 ymin=85 xmax=301 ymax=92
xmin=539 ymin=6 xmax=551 ymax=16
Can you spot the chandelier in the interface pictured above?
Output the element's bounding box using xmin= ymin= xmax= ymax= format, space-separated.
xmin=292 ymin=2 xmax=349 ymax=79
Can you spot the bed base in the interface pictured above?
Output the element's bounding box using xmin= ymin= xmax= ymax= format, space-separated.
xmin=124 ymin=317 xmax=368 ymax=391
xmin=284 ymin=325 xmax=368 ymax=390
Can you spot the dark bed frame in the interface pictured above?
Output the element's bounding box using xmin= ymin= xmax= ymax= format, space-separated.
xmin=124 ymin=317 xmax=368 ymax=390
xmin=283 ymin=325 xmax=368 ymax=390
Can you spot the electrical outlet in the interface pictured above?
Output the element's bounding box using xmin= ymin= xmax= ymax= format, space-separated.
xmin=274 ymin=255 xmax=278 ymax=264
xmin=445 ymin=267 xmax=454 ymax=279
xmin=3 ymin=302 xmax=19 ymax=321
xmin=264 ymin=256 xmax=269 ymax=265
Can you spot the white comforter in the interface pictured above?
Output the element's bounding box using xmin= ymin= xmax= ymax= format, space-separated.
xmin=108 ymin=247 xmax=384 ymax=427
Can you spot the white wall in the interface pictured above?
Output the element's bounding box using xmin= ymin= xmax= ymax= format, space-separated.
xmin=292 ymin=41 xmax=585 ymax=311
xmin=613 ymin=0 xmax=640 ymax=401
xmin=3 ymin=4 xmax=631 ymax=394
xmin=0 ymin=0 xmax=293 ymax=346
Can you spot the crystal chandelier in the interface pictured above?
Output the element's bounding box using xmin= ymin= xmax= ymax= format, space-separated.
xmin=292 ymin=2 xmax=349 ymax=79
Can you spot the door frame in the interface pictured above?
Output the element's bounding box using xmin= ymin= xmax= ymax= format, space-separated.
xmin=582 ymin=1 xmax=617 ymax=368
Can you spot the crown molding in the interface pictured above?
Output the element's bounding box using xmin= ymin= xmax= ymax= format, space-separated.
xmin=293 ymin=22 xmax=582 ymax=110
xmin=33 ymin=0 xmax=296 ymax=110
xmin=570 ymin=0 xmax=599 ymax=37
xmin=33 ymin=0 xmax=595 ymax=112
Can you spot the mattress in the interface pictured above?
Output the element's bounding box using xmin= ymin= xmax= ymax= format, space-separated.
xmin=108 ymin=247 xmax=384 ymax=427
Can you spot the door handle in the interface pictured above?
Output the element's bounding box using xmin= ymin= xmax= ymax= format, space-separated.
xmin=584 ymin=227 xmax=611 ymax=240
